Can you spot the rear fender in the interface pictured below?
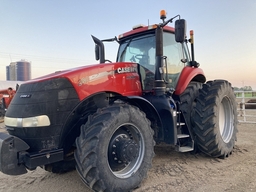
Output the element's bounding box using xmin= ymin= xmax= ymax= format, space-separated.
xmin=175 ymin=66 xmax=206 ymax=95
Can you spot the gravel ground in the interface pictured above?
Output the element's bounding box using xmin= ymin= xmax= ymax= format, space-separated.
xmin=0 ymin=113 xmax=256 ymax=192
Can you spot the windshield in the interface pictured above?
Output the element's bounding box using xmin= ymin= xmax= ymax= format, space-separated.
xmin=117 ymin=32 xmax=189 ymax=90
xmin=117 ymin=34 xmax=156 ymax=73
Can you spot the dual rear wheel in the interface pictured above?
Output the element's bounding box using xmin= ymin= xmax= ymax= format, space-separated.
xmin=180 ymin=80 xmax=238 ymax=158
xmin=193 ymin=80 xmax=238 ymax=158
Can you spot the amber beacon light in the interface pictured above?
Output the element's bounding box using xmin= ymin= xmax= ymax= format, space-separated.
xmin=160 ymin=10 xmax=166 ymax=21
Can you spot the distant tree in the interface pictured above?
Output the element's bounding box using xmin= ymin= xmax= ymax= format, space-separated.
xmin=244 ymin=86 xmax=252 ymax=91
xmin=239 ymin=86 xmax=253 ymax=91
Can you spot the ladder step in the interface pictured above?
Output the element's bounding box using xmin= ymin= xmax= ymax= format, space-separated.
xmin=178 ymin=146 xmax=194 ymax=152
xmin=177 ymin=134 xmax=189 ymax=139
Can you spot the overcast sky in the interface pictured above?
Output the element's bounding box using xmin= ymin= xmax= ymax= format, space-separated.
xmin=0 ymin=1 xmax=256 ymax=89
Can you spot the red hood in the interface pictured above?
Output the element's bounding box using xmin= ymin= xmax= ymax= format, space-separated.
xmin=28 ymin=63 xmax=99 ymax=82
xmin=23 ymin=62 xmax=142 ymax=100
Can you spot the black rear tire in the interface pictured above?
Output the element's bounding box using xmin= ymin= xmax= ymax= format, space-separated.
xmin=194 ymin=80 xmax=238 ymax=158
xmin=75 ymin=104 xmax=154 ymax=192
xmin=179 ymin=81 xmax=202 ymax=128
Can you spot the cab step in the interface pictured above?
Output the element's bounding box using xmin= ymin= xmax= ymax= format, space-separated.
xmin=177 ymin=134 xmax=189 ymax=139
xmin=177 ymin=146 xmax=194 ymax=152
xmin=176 ymin=135 xmax=194 ymax=152
xmin=175 ymin=108 xmax=194 ymax=153
xmin=177 ymin=122 xmax=185 ymax=126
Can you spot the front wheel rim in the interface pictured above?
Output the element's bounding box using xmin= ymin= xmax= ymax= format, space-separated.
xmin=108 ymin=123 xmax=145 ymax=179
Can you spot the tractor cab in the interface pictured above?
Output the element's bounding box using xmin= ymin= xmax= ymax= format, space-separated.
xmin=117 ymin=25 xmax=189 ymax=91
xmin=93 ymin=10 xmax=200 ymax=95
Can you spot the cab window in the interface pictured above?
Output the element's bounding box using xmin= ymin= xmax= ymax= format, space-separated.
xmin=163 ymin=32 xmax=186 ymax=89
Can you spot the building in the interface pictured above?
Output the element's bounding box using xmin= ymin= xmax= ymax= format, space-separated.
xmin=6 ymin=60 xmax=31 ymax=81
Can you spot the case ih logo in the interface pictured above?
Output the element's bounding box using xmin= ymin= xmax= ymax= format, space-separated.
xmin=20 ymin=94 xmax=31 ymax=98
xmin=117 ymin=67 xmax=137 ymax=74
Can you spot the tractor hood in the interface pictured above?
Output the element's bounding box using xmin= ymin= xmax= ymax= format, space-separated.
xmin=23 ymin=62 xmax=142 ymax=100
xmin=29 ymin=63 xmax=106 ymax=82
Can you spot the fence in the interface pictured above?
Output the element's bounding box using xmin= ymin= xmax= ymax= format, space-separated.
xmin=235 ymin=91 xmax=256 ymax=124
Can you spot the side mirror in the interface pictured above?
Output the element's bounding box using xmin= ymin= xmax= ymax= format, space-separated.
xmin=95 ymin=44 xmax=100 ymax=61
xmin=92 ymin=35 xmax=106 ymax=63
xmin=175 ymin=19 xmax=186 ymax=43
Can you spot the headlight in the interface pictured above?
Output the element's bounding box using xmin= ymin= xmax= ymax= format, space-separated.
xmin=4 ymin=115 xmax=50 ymax=127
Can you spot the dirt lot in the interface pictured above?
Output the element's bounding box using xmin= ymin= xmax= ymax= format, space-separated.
xmin=0 ymin=115 xmax=256 ymax=192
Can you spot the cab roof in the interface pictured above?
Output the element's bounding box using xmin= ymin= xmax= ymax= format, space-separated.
xmin=118 ymin=24 xmax=175 ymax=40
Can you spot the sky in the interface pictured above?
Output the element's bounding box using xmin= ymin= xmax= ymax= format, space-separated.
xmin=0 ymin=1 xmax=256 ymax=89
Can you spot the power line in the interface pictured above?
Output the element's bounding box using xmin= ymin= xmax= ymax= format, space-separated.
xmin=0 ymin=52 xmax=93 ymax=63
xmin=0 ymin=52 xmax=96 ymax=67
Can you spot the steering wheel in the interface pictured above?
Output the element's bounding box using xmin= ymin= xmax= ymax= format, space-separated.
xmin=134 ymin=54 xmax=154 ymax=71
xmin=104 ymin=59 xmax=112 ymax=63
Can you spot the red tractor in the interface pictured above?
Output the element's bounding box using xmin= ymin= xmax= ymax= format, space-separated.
xmin=0 ymin=10 xmax=237 ymax=191
xmin=0 ymin=87 xmax=16 ymax=118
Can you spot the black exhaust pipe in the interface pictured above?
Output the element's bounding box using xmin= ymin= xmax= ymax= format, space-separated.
xmin=154 ymin=26 xmax=166 ymax=96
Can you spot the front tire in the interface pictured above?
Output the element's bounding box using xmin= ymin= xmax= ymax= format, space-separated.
xmin=194 ymin=80 xmax=238 ymax=158
xmin=75 ymin=104 xmax=154 ymax=192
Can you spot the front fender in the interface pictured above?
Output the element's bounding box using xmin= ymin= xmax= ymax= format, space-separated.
xmin=127 ymin=95 xmax=177 ymax=144
xmin=126 ymin=95 xmax=163 ymax=130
